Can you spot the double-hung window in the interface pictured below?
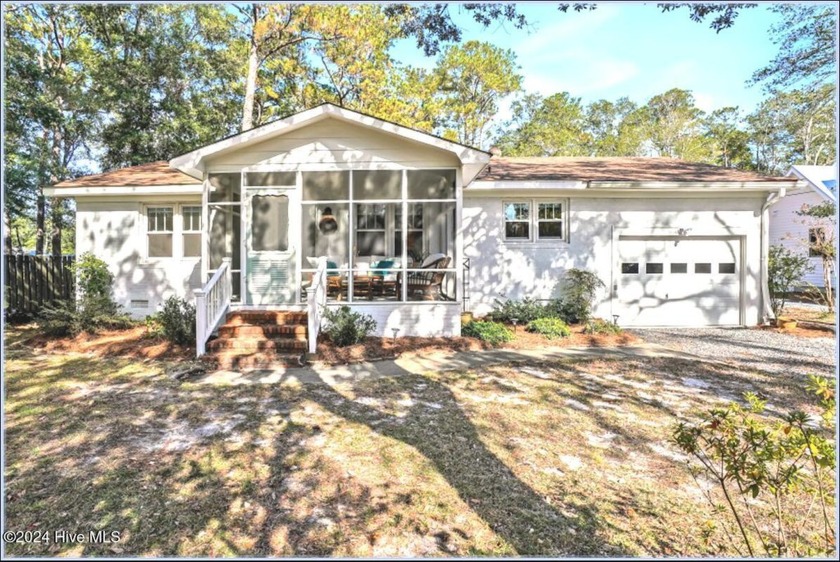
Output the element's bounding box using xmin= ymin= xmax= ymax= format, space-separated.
xmin=147 ymin=207 xmax=174 ymax=258
xmin=503 ymin=199 xmax=568 ymax=242
xmin=356 ymin=204 xmax=387 ymax=257
xmin=182 ymin=206 xmax=202 ymax=258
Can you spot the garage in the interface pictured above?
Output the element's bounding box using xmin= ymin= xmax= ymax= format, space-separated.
xmin=615 ymin=236 xmax=743 ymax=327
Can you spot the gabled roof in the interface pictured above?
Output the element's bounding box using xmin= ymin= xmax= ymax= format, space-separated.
xmin=786 ymin=165 xmax=837 ymax=202
xmin=476 ymin=157 xmax=790 ymax=183
xmin=169 ymin=103 xmax=492 ymax=183
xmin=53 ymin=161 xmax=200 ymax=188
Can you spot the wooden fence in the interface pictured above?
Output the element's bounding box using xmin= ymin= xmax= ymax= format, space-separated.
xmin=4 ymin=254 xmax=75 ymax=315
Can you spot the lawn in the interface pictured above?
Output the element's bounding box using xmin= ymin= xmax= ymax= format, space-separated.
xmin=3 ymin=327 xmax=830 ymax=556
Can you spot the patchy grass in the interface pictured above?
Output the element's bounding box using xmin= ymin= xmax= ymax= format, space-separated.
xmin=784 ymin=305 xmax=836 ymax=325
xmin=4 ymin=327 xmax=829 ymax=556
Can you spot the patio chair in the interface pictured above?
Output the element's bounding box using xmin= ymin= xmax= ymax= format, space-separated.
xmin=398 ymin=255 xmax=452 ymax=301
xmin=301 ymin=260 xmax=343 ymax=299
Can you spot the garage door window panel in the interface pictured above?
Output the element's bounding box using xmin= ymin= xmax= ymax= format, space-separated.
xmin=719 ymin=263 xmax=736 ymax=274
xmin=670 ymin=263 xmax=688 ymax=274
xmin=695 ymin=263 xmax=712 ymax=274
xmin=646 ymin=263 xmax=664 ymax=274
xmin=621 ymin=263 xmax=640 ymax=274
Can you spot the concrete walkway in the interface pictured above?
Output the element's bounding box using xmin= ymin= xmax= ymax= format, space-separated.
xmin=194 ymin=343 xmax=703 ymax=386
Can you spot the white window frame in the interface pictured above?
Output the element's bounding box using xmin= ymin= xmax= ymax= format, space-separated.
xmin=503 ymin=199 xmax=569 ymax=243
xmin=182 ymin=205 xmax=202 ymax=259
xmin=143 ymin=204 xmax=201 ymax=261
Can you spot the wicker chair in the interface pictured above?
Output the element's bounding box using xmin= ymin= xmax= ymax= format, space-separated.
xmin=398 ymin=256 xmax=452 ymax=301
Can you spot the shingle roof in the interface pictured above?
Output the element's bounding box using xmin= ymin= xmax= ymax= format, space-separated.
xmin=53 ymin=161 xmax=200 ymax=187
xmin=475 ymin=157 xmax=788 ymax=183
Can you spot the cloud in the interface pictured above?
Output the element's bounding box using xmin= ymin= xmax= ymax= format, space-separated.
xmin=517 ymin=3 xmax=622 ymax=56
xmin=520 ymin=52 xmax=639 ymax=98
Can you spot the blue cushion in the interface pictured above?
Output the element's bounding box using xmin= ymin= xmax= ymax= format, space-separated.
xmin=371 ymin=259 xmax=395 ymax=277
xmin=326 ymin=260 xmax=340 ymax=277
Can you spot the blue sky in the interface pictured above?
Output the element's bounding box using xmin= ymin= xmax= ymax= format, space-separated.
xmin=390 ymin=2 xmax=782 ymax=121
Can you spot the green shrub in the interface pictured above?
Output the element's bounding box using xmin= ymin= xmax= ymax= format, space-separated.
xmin=489 ymin=297 xmax=556 ymax=324
xmin=322 ymin=305 xmax=377 ymax=347
xmin=462 ymin=320 xmax=513 ymax=346
xmin=558 ymin=269 xmax=605 ymax=324
xmin=525 ymin=317 xmax=571 ymax=339
xmin=583 ymin=318 xmax=622 ymax=335
xmin=37 ymin=253 xmax=133 ymax=336
xmin=673 ymin=375 xmax=835 ymax=557
xmin=156 ymin=296 xmax=196 ymax=345
xmin=768 ymin=244 xmax=813 ymax=317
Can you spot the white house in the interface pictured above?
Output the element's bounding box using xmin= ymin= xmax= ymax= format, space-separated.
xmin=768 ymin=165 xmax=837 ymax=288
xmin=44 ymin=104 xmax=802 ymax=354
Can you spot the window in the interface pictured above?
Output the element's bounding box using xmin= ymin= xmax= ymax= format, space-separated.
xmin=670 ymin=263 xmax=688 ymax=274
xmin=809 ymin=228 xmax=827 ymax=257
xmin=182 ymin=206 xmax=202 ymax=258
xmin=147 ymin=207 xmax=173 ymax=257
xmin=695 ymin=263 xmax=712 ymax=274
xmin=504 ymin=202 xmax=530 ymax=240
xmin=719 ymin=263 xmax=736 ymax=274
xmin=395 ymin=203 xmax=424 ymax=260
xmin=621 ymin=262 xmax=640 ymax=274
xmin=537 ymin=202 xmax=564 ymax=239
xmin=646 ymin=263 xmax=664 ymax=274
xmin=356 ymin=204 xmax=387 ymax=256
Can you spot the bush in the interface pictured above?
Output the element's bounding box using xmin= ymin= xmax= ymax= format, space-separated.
xmin=768 ymin=244 xmax=813 ymax=317
xmin=525 ymin=317 xmax=571 ymax=339
xmin=673 ymin=375 xmax=835 ymax=557
xmin=156 ymin=296 xmax=196 ymax=345
xmin=489 ymin=297 xmax=556 ymax=324
xmin=462 ymin=320 xmax=513 ymax=346
xmin=583 ymin=318 xmax=622 ymax=335
xmin=322 ymin=305 xmax=377 ymax=347
xmin=37 ymin=253 xmax=133 ymax=337
xmin=557 ymin=269 xmax=605 ymax=324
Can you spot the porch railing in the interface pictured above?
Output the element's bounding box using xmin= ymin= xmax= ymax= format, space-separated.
xmin=307 ymin=256 xmax=328 ymax=355
xmin=195 ymin=260 xmax=232 ymax=358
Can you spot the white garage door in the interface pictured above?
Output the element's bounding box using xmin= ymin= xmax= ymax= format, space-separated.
xmin=616 ymin=236 xmax=742 ymax=327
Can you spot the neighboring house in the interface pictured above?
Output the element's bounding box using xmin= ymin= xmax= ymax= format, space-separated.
xmin=44 ymin=103 xmax=801 ymax=346
xmin=768 ymin=165 xmax=837 ymax=288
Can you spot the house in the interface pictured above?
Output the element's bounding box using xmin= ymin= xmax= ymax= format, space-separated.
xmin=44 ymin=103 xmax=802 ymax=355
xmin=768 ymin=165 xmax=837 ymax=288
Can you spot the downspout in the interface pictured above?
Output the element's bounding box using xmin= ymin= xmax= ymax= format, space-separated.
xmin=760 ymin=187 xmax=785 ymax=323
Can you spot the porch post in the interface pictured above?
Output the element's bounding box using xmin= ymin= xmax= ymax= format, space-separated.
xmin=195 ymin=288 xmax=207 ymax=357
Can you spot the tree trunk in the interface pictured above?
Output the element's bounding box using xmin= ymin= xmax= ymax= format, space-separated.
xmin=241 ymin=6 xmax=260 ymax=132
xmin=3 ymin=207 xmax=12 ymax=255
xmin=50 ymin=198 xmax=63 ymax=257
xmin=36 ymin=192 xmax=46 ymax=255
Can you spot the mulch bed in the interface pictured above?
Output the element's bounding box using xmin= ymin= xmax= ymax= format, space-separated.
xmin=316 ymin=323 xmax=639 ymax=365
xmin=755 ymin=324 xmax=835 ymax=339
xmin=23 ymin=325 xmax=193 ymax=361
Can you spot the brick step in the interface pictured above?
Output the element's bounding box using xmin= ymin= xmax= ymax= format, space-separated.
xmin=207 ymin=337 xmax=307 ymax=352
xmin=225 ymin=311 xmax=308 ymax=326
xmin=210 ymin=351 xmax=305 ymax=370
xmin=217 ymin=324 xmax=308 ymax=338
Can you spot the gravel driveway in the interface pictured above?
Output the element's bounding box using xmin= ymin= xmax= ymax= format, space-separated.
xmin=630 ymin=327 xmax=836 ymax=378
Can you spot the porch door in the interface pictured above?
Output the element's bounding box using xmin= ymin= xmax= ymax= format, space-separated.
xmin=246 ymin=188 xmax=297 ymax=305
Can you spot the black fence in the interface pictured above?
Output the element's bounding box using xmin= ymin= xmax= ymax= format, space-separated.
xmin=4 ymin=254 xmax=75 ymax=316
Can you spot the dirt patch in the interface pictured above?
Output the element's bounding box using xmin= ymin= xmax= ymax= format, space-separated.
xmin=754 ymin=324 xmax=834 ymax=339
xmin=25 ymin=325 xmax=193 ymax=360
xmin=316 ymin=324 xmax=638 ymax=365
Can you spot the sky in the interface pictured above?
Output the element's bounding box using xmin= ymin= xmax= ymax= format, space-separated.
xmin=390 ymin=1 xmax=783 ymax=123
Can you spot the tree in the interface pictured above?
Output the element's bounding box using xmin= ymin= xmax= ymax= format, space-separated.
xmin=643 ymin=88 xmax=712 ymax=161
xmin=767 ymin=245 xmax=814 ymax=318
xmin=749 ymin=3 xmax=836 ymax=92
xmin=435 ymin=40 xmax=522 ymax=147
xmin=703 ymin=107 xmax=752 ymax=168
xmin=796 ymin=202 xmax=837 ymax=312
xmin=583 ymin=97 xmax=643 ymax=156
xmin=494 ymin=92 xmax=587 ymax=156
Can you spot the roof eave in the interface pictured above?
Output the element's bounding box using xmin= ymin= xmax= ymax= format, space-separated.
xmin=44 ymin=184 xmax=203 ymax=197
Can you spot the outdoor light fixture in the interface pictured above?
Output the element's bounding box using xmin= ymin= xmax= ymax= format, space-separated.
xmin=319 ymin=206 xmax=338 ymax=234
xmin=612 ymin=315 xmax=620 ymax=326
xmin=511 ymin=317 xmax=519 ymax=332
xmin=391 ymin=328 xmax=400 ymax=342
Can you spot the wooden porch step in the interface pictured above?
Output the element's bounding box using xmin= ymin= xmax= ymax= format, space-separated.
xmin=207 ymin=337 xmax=307 ymax=352
xmin=210 ymin=350 xmax=305 ymax=370
xmin=224 ymin=311 xmax=308 ymax=326
xmin=217 ymin=324 xmax=308 ymax=338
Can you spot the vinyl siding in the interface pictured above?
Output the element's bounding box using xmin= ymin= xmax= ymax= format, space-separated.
xmin=768 ymin=189 xmax=830 ymax=287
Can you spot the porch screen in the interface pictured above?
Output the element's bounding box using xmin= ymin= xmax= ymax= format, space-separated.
xmin=251 ymin=195 xmax=289 ymax=252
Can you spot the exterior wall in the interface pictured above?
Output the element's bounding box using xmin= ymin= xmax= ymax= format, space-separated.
xmin=769 ymin=189 xmax=829 ymax=287
xmin=75 ymin=197 xmax=203 ymax=318
xmin=205 ymin=117 xmax=461 ymax=172
xmin=326 ymin=302 xmax=462 ymax=337
xmin=463 ymin=193 xmax=766 ymax=326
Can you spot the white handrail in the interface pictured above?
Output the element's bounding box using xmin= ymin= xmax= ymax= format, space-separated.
xmin=194 ymin=260 xmax=232 ymax=358
xmin=307 ymin=256 xmax=328 ymax=354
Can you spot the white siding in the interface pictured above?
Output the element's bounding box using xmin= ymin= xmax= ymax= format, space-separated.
xmin=75 ymin=198 xmax=203 ymax=318
xmin=463 ymin=194 xmax=765 ymax=326
xmin=326 ymin=303 xmax=461 ymax=337
xmin=206 ymin=117 xmax=460 ymax=171
xmin=768 ymin=189 xmax=829 ymax=287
